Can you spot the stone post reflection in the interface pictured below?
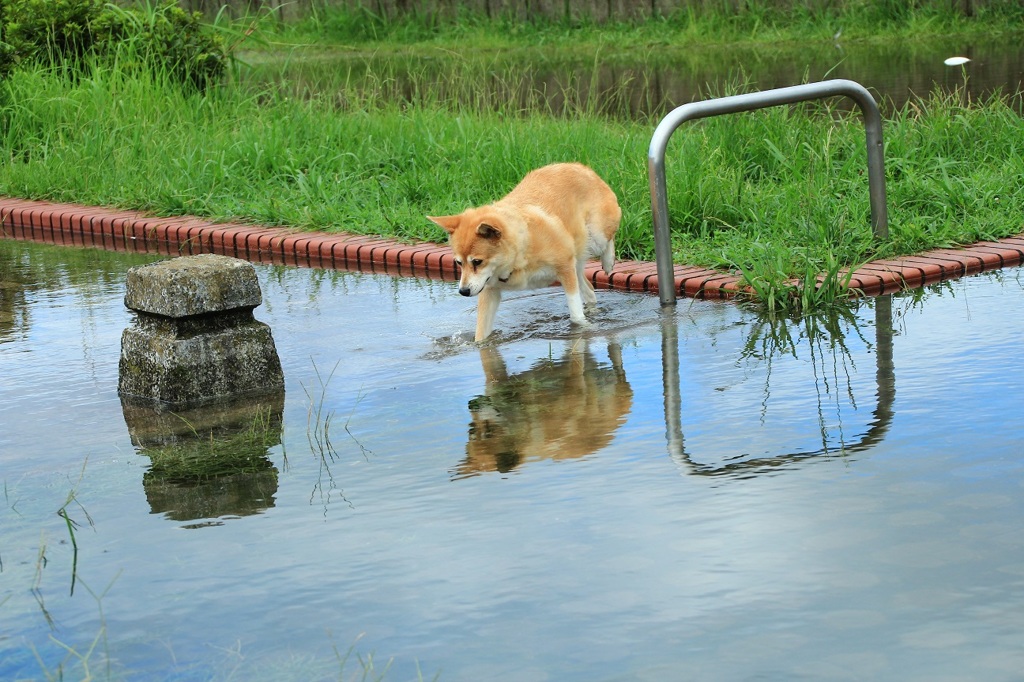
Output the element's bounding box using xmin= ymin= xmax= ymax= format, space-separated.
xmin=122 ymin=392 xmax=284 ymax=526
xmin=454 ymin=340 xmax=633 ymax=478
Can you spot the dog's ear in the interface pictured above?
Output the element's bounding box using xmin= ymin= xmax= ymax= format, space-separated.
xmin=477 ymin=223 xmax=501 ymax=240
xmin=427 ymin=215 xmax=461 ymax=234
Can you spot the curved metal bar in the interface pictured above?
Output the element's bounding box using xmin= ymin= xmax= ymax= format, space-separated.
xmin=648 ymin=79 xmax=889 ymax=306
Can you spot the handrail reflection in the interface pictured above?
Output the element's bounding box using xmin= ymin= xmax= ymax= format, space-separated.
xmin=662 ymin=296 xmax=895 ymax=476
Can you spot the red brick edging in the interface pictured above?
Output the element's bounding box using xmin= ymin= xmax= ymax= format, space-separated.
xmin=2 ymin=196 xmax=1022 ymax=299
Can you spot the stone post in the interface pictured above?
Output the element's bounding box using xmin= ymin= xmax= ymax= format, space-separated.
xmin=118 ymin=254 xmax=284 ymax=406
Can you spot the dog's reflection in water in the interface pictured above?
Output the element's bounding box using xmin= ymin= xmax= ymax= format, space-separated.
xmin=453 ymin=340 xmax=633 ymax=478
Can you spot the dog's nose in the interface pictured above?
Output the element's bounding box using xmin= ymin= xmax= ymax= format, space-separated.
xmin=459 ymin=287 xmax=471 ymax=297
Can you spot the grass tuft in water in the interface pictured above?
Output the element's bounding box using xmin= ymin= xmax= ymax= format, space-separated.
xmin=301 ymin=358 xmax=373 ymax=510
xmin=55 ymin=459 xmax=95 ymax=598
xmin=31 ymin=575 xmax=119 ymax=682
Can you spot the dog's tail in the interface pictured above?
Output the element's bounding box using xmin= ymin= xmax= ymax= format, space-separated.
xmin=601 ymin=237 xmax=616 ymax=275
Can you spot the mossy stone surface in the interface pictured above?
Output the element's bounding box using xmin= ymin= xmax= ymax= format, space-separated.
xmin=118 ymin=320 xmax=284 ymax=405
xmin=118 ymin=254 xmax=284 ymax=407
xmin=124 ymin=254 xmax=261 ymax=318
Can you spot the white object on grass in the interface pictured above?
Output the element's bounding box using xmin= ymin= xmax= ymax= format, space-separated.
xmin=944 ymin=56 xmax=971 ymax=66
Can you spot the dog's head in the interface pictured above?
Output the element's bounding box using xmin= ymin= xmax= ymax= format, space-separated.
xmin=428 ymin=209 xmax=510 ymax=297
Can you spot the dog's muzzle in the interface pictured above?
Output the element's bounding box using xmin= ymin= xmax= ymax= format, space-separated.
xmin=459 ymin=286 xmax=472 ymax=297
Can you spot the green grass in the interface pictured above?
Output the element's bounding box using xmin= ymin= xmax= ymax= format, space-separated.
xmin=1 ymin=28 xmax=1022 ymax=314
xmin=0 ymin=56 xmax=651 ymax=248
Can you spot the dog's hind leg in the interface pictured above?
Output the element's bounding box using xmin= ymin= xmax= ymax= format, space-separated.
xmin=577 ymin=258 xmax=597 ymax=306
xmin=474 ymin=286 xmax=502 ymax=342
xmin=600 ymin=237 xmax=616 ymax=275
xmin=559 ymin=263 xmax=589 ymax=327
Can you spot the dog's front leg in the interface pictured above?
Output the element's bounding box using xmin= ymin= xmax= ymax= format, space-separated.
xmin=475 ymin=286 xmax=502 ymax=342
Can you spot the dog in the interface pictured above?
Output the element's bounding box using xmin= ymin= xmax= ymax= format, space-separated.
xmin=428 ymin=162 xmax=621 ymax=341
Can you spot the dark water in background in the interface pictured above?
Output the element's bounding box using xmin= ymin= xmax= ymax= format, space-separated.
xmin=238 ymin=34 xmax=1024 ymax=118
xmin=3 ymin=237 xmax=1024 ymax=680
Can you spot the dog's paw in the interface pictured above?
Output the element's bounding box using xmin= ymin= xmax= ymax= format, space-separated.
xmin=570 ymin=316 xmax=592 ymax=327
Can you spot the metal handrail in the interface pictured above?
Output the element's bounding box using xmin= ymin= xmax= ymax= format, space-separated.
xmin=648 ymin=79 xmax=889 ymax=306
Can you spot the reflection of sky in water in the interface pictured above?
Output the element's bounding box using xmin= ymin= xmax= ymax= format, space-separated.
xmin=1 ymin=239 xmax=1023 ymax=681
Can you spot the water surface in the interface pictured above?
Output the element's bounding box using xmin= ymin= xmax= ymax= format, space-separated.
xmin=2 ymin=238 xmax=1023 ymax=680
xmin=238 ymin=34 xmax=1024 ymax=118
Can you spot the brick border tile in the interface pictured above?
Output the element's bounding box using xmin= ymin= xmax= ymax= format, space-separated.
xmin=2 ymin=197 xmax=1023 ymax=300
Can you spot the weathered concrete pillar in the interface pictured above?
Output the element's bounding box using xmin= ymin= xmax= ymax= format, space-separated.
xmin=118 ymin=254 xmax=284 ymax=406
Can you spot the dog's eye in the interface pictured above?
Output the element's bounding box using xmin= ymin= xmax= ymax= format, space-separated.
xmin=453 ymin=259 xmax=462 ymax=268
xmin=471 ymin=259 xmax=483 ymax=268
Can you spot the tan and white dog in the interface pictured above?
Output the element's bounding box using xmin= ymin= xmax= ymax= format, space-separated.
xmin=428 ymin=162 xmax=621 ymax=342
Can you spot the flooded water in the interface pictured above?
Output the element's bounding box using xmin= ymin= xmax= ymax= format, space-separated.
xmin=238 ymin=34 xmax=1024 ymax=118
xmin=2 ymin=237 xmax=1024 ymax=681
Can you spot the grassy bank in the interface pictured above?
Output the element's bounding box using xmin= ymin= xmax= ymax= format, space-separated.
xmin=1 ymin=50 xmax=1022 ymax=312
